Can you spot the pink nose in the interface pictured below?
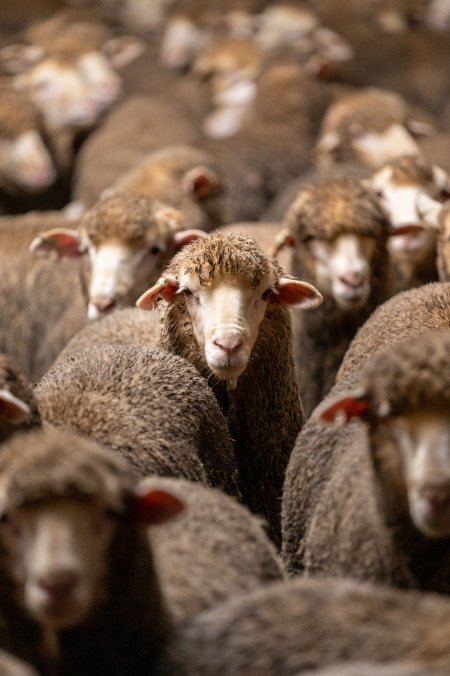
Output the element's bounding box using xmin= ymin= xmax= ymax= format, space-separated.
xmin=213 ymin=336 xmax=243 ymax=355
xmin=419 ymin=484 xmax=450 ymax=509
xmin=38 ymin=571 xmax=79 ymax=599
xmin=91 ymin=295 xmax=117 ymax=313
xmin=340 ymin=272 xmax=365 ymax=289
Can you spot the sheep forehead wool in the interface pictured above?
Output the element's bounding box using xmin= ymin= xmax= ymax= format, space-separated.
xmin=287 ymin=177 xmax=389 ymax=241
xmin=323 ymin=89 xmax=408 ymax=135
xmin=81 ymin=193 xmax=168 ymax=244
xmin=386 ymin=155 xmax=436 ymax=186
xmin=0 ymin=428 xmax=134 ymax=509
xmin=362 ymin=329 xmax=450 ymax=416
xmin=166 ymin=232 xmax=278 ymax=288
xmin=0 ymin=85 xmax=37 ymax=139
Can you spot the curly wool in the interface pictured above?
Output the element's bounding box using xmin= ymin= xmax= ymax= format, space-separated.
xmin=81 ymin=193 xmax=176 ymax=244
xmin=362 ymin=329 xmax=450 ymax=417
xmin=286 ymin=176 xmax=389 ymax=242
xmin=165 ymin=231 xmax=276 ymax=288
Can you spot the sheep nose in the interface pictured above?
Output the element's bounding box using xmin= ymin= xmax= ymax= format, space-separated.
xmin=38 ymin=571 xmax=79 ymax=598
xmin=91 ymin=295 xmax=117 ymax=313
xmin=213 ymin=336 xmax=243 ymax=355
xmin=419 ymin=484 xmax=450 ymax=509
xmin=340 ymin=272 xmax=365 ymax=288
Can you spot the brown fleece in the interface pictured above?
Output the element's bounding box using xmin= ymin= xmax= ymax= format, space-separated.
xmin=337 ymin=282 xmax=450 ymax=382
xmin=156 ymin=576 xmax=450 ymax=676
xmin=37 ymin=344 xmax=237 ymax=495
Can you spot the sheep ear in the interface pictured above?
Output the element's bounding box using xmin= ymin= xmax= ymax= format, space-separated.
xmin=132 ymin=488 xmax=185 ymax=526
xmin=276 ymin=278 xmax=323 ymax=309
xmin=415 ymin=193 xmax=443 ymax=229
xmin=0 ymin=43 xmax=44 ymax=73
xmin=313 ymin=27 xmax=354 ymax=62
xmin=102 ymin=36 xmax=146 ymax=68
xmin=315 ymin=131 xmax=341 ymax=157
xmin=0 ymin=390 xmax=31 ymax=424
xmin=405 ymin=119 xmax=435 ymax=137
xmin=181 ymin=166 xmax=221 ymax=199
xmin=30 ymin=228 xmax=86 ymax=259
xmin=136 ymin=276 xmax=179 ymax=310
xmin=269 ymin=227 xmax=296 ymax=257
xmin=314 ymin=389 xmax=370 ymax=425
xmin=173 ymin=229 xmax=207 ymax=249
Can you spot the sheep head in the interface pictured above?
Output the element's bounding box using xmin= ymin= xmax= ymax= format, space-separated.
xmin=0 ymin=428 xmax=184 ymax=631
xmin=137 ymin=232 xmax=322 ymax=389
xmin=314 ymin=330 xmax=450 ymax=539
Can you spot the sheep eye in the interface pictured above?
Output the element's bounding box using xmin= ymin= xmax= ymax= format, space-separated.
xmin=0 ymin=513 xmax=9 ymax=525
xmin=261 ymin=289 xmax=272 ymax=301
xmin=149 ymin=244 xmax=161 ymax=256
xmin=105 ymin=507 xmax=122 ymax=520
xmin=438 ymin=189 xmax=450 ymax=202
xmin=179 ymin=287 xmax=193 ymax=297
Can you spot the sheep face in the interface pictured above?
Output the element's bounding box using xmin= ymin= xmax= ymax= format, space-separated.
xmin=351 ymin=124 xmax=420 ymax=169
xmin=0 ymin=498 xmax=117 ymax=629
xmin=159 ymin=16 xmax=206 ymax=70
xmin=0 ymin=129 xmax=55 ymax=191
xmin=309 ymin=233 xmax=376 ymax=309
xmin=372 ymin=161 xmax=449 ymax=260
xmin=374 ymin=408 xmax=450 ymax=538
xmin=137 ymin=233 xmax=322 ymax=389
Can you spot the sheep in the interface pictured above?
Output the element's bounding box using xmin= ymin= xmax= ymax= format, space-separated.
xmin=0 ymin=426 xmax=282 ymax=675
xmin=370 ymin=155 xmax=450 ymax=292
xmin=279 ymin=175 xmax=391 ymax=417
xmin=0 ymin=78 xmax=57 ymax=213
xmin=155 ymin=576 xmax=450 ymax=676
xmin=72 ymin=95 xmax=201 ymax=208
xmin=0 ymin=10 xmax=145 ymax=168
xmin=282 ymin=329 xmax=450 ymax=590
xmin=37 ymin=344 xmax=237 ymax=494
xmin=315 ymin=88 xmax=431 ymax=170
xmin=30 ymin=192 xmax=206 ymax=321
xmin=409 ymin=193 xmax=450 ymax=282
xmin=337 ymin=282 xmax=450 ymax=382
xmin=107 ymin=145 xmax=224 ymax=232
xmin=136 ymin=231 xmax=323 ymax=544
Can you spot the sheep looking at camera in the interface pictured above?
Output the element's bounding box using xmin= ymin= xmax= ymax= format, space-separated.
xmin=0 ymin=427 xmax=282 ymax=675
xmin=278 ymin=176 xmax=391 ymax=417
xmin=282 ymin=329 xmax=450 ymax=590
xmin=137 ymin=231 xmax=323 ymax=544
xmin=30 ymin=192 xmax=205 ymax=321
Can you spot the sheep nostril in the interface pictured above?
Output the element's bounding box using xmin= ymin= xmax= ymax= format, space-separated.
xmin=91 ymin=296 xmax=117 ymax=313
xmin=38 ymin=571 xmax=79 ymax=598
xmin=213 ymin=338 xmax=243 ymax=355
xmin=340 ymin=273 xmax=364 ymax=289
xmin=419 ymin=485 xmax=450 ymax=509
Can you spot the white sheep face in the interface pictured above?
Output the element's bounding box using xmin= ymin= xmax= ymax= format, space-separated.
xmin=0 ymin=499 xmax=116 ymax=629
xmin=0 ymin=130 xmax=55 ymax=191
xmin=87 ymin=238 xmax=165 ymax=321
xmin=351 ymin=123 xmax=420 ymax=169
xmin=372 ymin=164 xmax=447 ymax=259
xmin=76 ymin=52 xmax=122 ymax=113
xmin=385 ymin=409 xmax=450 ymax=538
xmin=178 ymin=270 xmax=275 ymax=388
xmin=309 ymin=233 xmax=376 ymax=309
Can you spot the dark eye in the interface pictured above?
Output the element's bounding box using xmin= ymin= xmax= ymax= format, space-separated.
xmin=180 ymin=287 xmax=193 ymax=297
xmin=105 ymin=507 xmax=121 ymax=520
xmin=149 ymin=245 xmax=161 ymax=255
xmin=438 ymin=189 xmax=450 ymax=202
xmin=261 ymin=289 xmax=272 ymax=301
xmin=0 ymin=513 xmax=9 ymax=525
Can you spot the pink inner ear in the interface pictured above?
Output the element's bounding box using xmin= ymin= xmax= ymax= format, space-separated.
xmin=319 ymin=396 xmax=370 ymax=423
xmin=31 ymin=229 xmax=84 ymax=259
xmin=132 ymin=490 xmax=185 ymax=526
xmin=174 ymin=229 xmax=207 ymax=249
xmin=136 ymin=279 xmax=179 ymax=310
xmin=277 ymin=280 xmax=322 ymax=308
xmin=0 ymin=396 xmax=30 ymax=424
xmin=389 ymin=224 xmax=426 ymax=237
xmin=182 ymin=167 xmax=220 ymax=199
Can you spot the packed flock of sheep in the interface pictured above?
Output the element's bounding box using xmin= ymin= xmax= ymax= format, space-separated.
xmin=1 ymin=0 xmax=450 ymax=674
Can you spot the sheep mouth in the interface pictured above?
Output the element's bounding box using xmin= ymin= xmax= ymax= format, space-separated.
xmin=31 ymin=592 xmax=90 ymax=630
xmin=410 ymin=496 xmax=450 ymax=539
